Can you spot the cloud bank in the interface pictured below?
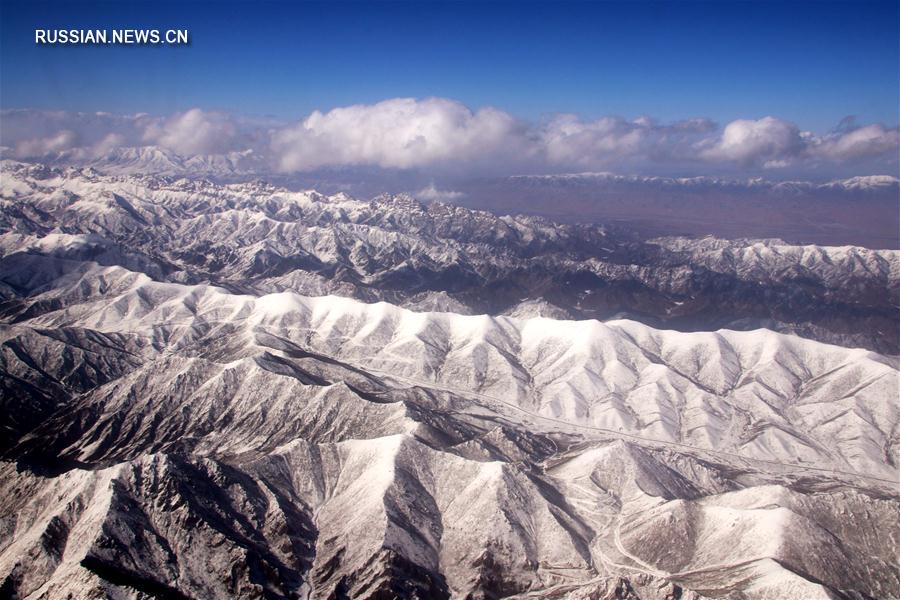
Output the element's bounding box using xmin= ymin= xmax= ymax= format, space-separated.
xmin=413 ymin=183 xmax=465 ymax=202
xmin=1 ymin=99 xmax=897 ymax=178
xmin=698 ymin=117 xmax=805 ymax=166
xmin=271 ymin=98 xmax=526 ymax=171
xmin=142 ymin=109 xmax=239 ymax=156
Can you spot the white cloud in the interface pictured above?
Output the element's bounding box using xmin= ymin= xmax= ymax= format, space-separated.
xmin=699 ymin=117 xmax=804 ymax=165
xmin=541 ymin=115 xmax=650 ymax=167
xmin=414 ymin=183 xmax=465 ymax=202
xmin=1 ymin=108 xmax=251 ymax=160
xmin=272 ymin=107 xmax=718 ymax=172
xmin=143 ymin=109 xmax=238 ymax=156
xmin=271 ymin=97 xmax=525 ymax=171
xmin=14 ymin=129 xmax=79 ymax=157
xmin=533 ymin=115 xmax=717 ymax=168
xmin=92 ymin=133 xmax=127 ymax=155
xmin=763 ymin=159 xmax=790 ymax=169
xmin=810 ymin=124 xmax=900 ymax=161
xmin=1 ymin=102 xmax=897 ymax=176
xmin=697 ymin=116 xmax=899 ymax=168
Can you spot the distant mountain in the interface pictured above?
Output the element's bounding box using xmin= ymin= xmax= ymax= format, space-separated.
xmin=27 ymin=145 xmax=269 ymax=180
xmin=459 ymin=171 xmax=900 ymax=248
xmin=508 ymin=171 xmax=900 ymax=194
xmin=2 ymin=160 xmax=898 ymax=353
xmin=15 ymin=145 xmax=900 ymax=195
xmin=7 ymin=147 xmax=897 ymax=247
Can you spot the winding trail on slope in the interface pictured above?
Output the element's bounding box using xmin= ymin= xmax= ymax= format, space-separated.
xmin=612 ymin=522 xmax=668 ymax=578
xmin=343 ymin=360 xmax=898 ymax=486
xmin=158 ymin=319 xmax=896 ymax=486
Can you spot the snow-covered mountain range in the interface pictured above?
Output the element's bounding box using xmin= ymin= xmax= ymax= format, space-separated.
xmin=0 ymin=161 xmax=897 ymax=599
xmin=42 ymin=146 xmax=268 ymax=179
xmin=12 ymin=145 xmax=900 ymax=194
xmin=2 ymin=161 xmax=898 ymax=353
xmin=508 ymin=171 xmax=900 ymax=194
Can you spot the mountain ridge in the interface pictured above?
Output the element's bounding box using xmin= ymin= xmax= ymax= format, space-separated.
xmin=1 ymin=160 xmax=898 ymax=599
xmin=1 ymin=260 xmax=897 ymax=599
xmin=3 ymin=160 xmax=898 ymax=354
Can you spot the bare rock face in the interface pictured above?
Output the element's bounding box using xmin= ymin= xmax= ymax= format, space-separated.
xmin=0 ymin=161 xmax=897 ymax=599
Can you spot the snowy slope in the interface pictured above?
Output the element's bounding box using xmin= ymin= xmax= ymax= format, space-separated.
xmin=0 ymin=260 xmax=897 ymax=599
xmin=2 ymin=160 xmax=898 ymax=353
xmin=0 ymin=160 xmax=898 ymax=599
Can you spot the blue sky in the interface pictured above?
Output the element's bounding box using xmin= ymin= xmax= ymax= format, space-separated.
xmin=0 ymin=1 xmax=897 ymax=179
xmin=1 ymin=0 xmax=897 ymax=130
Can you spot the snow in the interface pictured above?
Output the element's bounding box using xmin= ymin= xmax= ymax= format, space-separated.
xmin=1 ymin=161 xmax=898 ymax=599
xmin=252 ymin=290 xmax=308 ymax=317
